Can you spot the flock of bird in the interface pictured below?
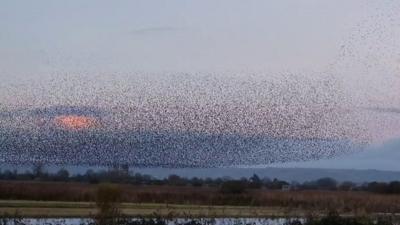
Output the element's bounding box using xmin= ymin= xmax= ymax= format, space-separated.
xmin=0 ymin=1 xmax=400 ymax=167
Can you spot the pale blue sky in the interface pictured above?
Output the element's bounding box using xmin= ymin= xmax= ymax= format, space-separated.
xmin=268 ymin=138 xmax=400 ymax=171
xmin=0 ymin=0 xmax=371 ymax=80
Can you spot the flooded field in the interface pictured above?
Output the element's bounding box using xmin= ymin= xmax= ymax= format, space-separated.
xmin=0 ymin=217 xmax=300 ymax=225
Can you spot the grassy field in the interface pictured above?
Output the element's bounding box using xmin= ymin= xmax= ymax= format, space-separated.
xmin=0 ymin=200 xmax=304 ymax=218
xmin=2 ymin=200 xmax=400 ymax=219
xmin=2 ymin=181 xmax=400 ymax=218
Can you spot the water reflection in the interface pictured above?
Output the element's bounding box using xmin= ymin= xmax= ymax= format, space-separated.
xmin=1 ymin=217 xmax=303 ymax=225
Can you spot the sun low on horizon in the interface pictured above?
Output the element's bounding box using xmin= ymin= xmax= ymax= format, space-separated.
xmin=54 ymin=115 xmax=98 ymax=130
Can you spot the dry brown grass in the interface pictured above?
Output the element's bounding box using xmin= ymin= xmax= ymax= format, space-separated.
xmin=1 ymin=181 xmax=400 ymax=214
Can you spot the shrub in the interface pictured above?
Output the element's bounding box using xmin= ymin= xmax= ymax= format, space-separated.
xmin=95 ymin=183 xmax=122 ymax=225
xmin=219 ymin=180 xmax=247 ymax=194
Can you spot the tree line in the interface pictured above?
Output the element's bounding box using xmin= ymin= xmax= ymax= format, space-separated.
xmin=1 ymin=166 xmax=400 ymax=194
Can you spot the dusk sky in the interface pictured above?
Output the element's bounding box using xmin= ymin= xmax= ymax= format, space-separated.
xmin=0 ymin=1 xmax=369 ymax=75
xmin=1 ymin=1 xmax=400 ymax=169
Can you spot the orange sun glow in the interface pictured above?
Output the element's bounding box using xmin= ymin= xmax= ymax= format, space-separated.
xmin=55 ymin=115 xmax=97 ymax=130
